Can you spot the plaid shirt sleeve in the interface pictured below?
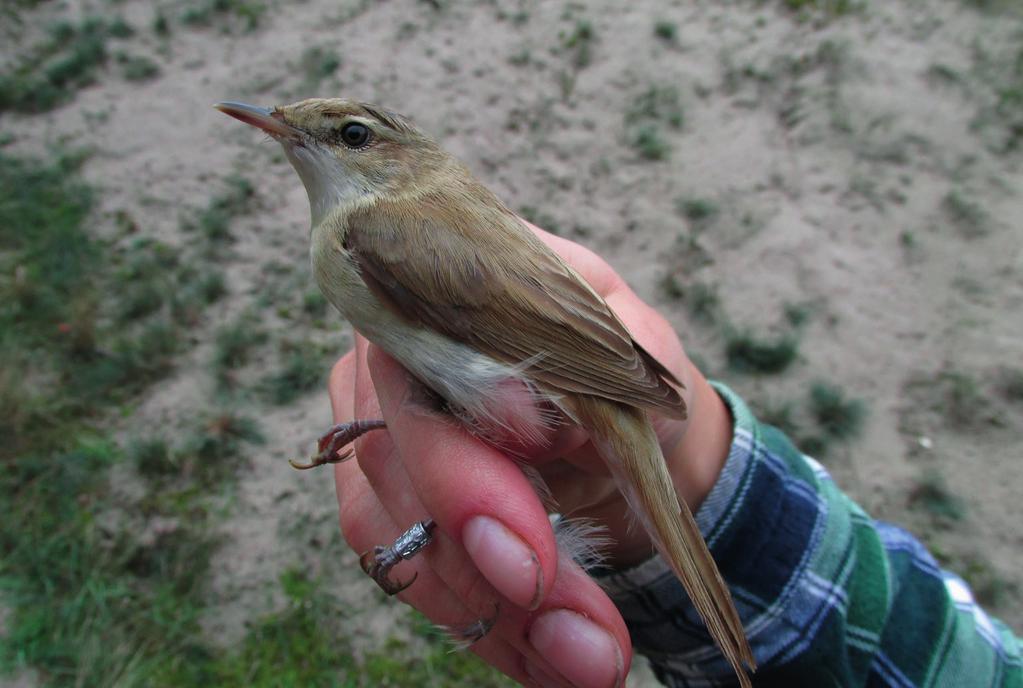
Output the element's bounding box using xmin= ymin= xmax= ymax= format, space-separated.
xmin=597 ymin=383 xmax=1022 ymax=687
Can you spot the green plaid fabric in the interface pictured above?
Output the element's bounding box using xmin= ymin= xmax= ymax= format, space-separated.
xmin=599 ymin=384 xmax=1022 ymax=687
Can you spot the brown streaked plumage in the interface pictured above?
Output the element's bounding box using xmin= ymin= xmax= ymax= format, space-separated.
xmin=216 ymin=97 xmax=756 ymax=685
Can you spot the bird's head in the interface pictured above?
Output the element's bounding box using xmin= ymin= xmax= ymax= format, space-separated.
xmin=216 ymin=98 xmax=446 ymax=225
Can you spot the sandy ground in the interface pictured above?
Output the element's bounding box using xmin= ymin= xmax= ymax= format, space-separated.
xmin=3 ymin=0 xmax=1021 ymax=684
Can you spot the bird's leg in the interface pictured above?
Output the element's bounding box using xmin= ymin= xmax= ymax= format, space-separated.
xmin=290 ymin=419 xmax=388 ymax=470
xmin=360 ymin=519 xmax=436 ymax=595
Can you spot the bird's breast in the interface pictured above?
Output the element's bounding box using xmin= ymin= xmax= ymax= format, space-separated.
xmin=310 ymin=221 xmax=555 ymax=445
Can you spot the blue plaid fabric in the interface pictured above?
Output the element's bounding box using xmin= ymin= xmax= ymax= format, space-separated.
xmin=598 ymin=384 xmax=1022 ymax=687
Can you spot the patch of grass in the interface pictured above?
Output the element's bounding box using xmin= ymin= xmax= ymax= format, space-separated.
xmin=181 ymin=0 xmax=266 ymax=31
xmin=660 ymin=273 xmax=685 ymax=301
xmin=942 ymin=189 xmax=990 ymax=238
xmin=153 ymin=11 xmax=171 ymax=36
xmin=971 ymin=43 xmax=1023 ymax=154
xmin=130 ymin=436 xmax=177 ymax=478
xmin=0 ymin=151 xmax=187 ymax=414
xmin=681 ymin=281 xmax=721 ymax=324
xmin=654 ymin=20 xmax=677 ymax=42
xmin=675 ymin=197 xmax=719 ymax=226
xmin=259 ymin=340 xmax=330 ymax=405
xmin=186 ymin=174 xmax=257 ymax=243
xmin=212 ymin=317 xmax=268 ymax=387
xmin=302 ymin=290 xmax=329 ymax=318
xmin=181 ymin=412 xmax=263 ymax=486
xmin=809 ymin=381 xmax=866 ymax=441
xmin=784 ymin=301 xmax=813 ymax=328
xmin=119 ymin=53 xmax=161 ymax=81
xmin=998 ymin=367 xmax=1023 ymax=403
xmin=560 ymin=19 xmax=595 ymax=69
xmin=0 ymin=438 xmax=222 ymax=686
xmin=299 ymin=46 xmax=340 ymax=89
xmin=632 ymin=124 xmax=670 ymax=160
xmin=924 ymin=369 xmax=1002 ymax=431
xmin=781 ymin=0 xmax=860 ymax=18
xmin=508 ymin=49 xmax=531 ymax=67
xmin=0 ymin=17 xmax=132 ymax=113
xmin=725 ymin=329 xmax=799 ymax=374
xmin=201 ymin=570 xmax=515 ymax=686
xmin=908 ymin=469 xmax=967 ymax=523
xmin=626 ymin=85 xmax=684 ymax=160
xmin=108 ymin=16 xmax=135 ymax=38
xmin=630 ymin=85 xmax=685 ymax=129
xmin=169 ymin=265 xmax=227 ymax=326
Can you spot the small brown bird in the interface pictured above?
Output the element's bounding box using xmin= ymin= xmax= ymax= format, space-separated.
xmin=216 ymin=98 xmax=755 ymax=685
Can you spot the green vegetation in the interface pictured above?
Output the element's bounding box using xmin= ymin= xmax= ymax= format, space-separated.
xmin=627 ymin=85 xmax=684 ymax=160
xmin=118 ymin=53 xmax=161 ymax=81
xmin=181 ymin=0 xmax=267 ymax=32
xmin=0 ymin=147 xmax=508 ymax=688
xmin=909 ymin=469 xmax=967 ymax=523
xmin=630 ymin=84 xmax=685 ymax=129
xmin=212 ymin=317 xmax=268 ymax=388
xmin=153 ymin=11 xmax=171 ymax=36
xmin=725 ymin=329 xmax=799 ymax=374
xmin=942 ymin=189 xmax=991 ymax=238
xmin=929 ymin=369 xmax=1001 ymax=431
xmin=259 ymin=339 xmax=331 ymax=405
xmin=0 ymin=17 xmax=132 ymax=113
xmin=781 ymin=0 xmax=860 ymax=18
xmin=682 ymin=282 xmax=721 ymax=324
xmin=560 ymin=19 xmax=596 ymax=69
xmin=654 ymin=20 xmax=678 ymax=42
xmin=299 ymin=46 xmax=341 ymax=90
xmin=184 ymin=174 xmax=257 ymax=244
xmin=808 ymin=381 xmax=866 ymax=441
xmin=632 ymin=124 xmax=670 ymax=161
xmin=751 ymin=382 xmax=866 ymax=457
xmin=108 ymin=16 xmax=135 ymax=38
xmin=675 ymin=197 xmax=719 ymax=226
xmin=784 ymin=301 xmax=813 ymax=328
xmin=0 ymin=151 xmax=214 ymax=685
xmin=971 ymin=42 xmax=1023 ymax=154
xmin=999 ymin=367 xmax=1023 ymax=403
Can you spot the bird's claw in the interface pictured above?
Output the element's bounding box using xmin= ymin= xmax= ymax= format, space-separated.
xmin=290 ymin=419 xmax=387 ymax=470
xmin=359 ymin=519 xmax=436 ymax=595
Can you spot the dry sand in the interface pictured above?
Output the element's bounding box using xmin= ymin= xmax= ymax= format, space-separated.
xmin=3 ymin=0 xmax=1021 ymax=684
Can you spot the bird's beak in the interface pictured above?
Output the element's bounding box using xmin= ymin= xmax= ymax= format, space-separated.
xmin=214 ymin=101 xmax=302 ymax=142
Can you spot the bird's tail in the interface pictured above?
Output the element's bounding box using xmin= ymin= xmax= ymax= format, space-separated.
xmin=565 ymin=395 xmax=755 ymax=688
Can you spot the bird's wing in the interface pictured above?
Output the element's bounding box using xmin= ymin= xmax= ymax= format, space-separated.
xmin=344 ymin=193 xmax=685 ymax=418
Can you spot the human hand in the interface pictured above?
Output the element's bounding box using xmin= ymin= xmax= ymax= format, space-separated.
xmin=328 ymin=225 xmax=734 ymax=687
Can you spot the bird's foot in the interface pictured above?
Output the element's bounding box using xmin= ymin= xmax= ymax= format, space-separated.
xmin=290 ymin=419 xmax=387 ymax=470
xmin=360 ymin=519 xmax=436 ymax=595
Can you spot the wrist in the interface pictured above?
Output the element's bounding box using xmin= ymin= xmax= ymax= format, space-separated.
xmin=667 ymin=361 xmax=734 ymax=512
xmin=601 ymin=360 xmax=733 ymax=568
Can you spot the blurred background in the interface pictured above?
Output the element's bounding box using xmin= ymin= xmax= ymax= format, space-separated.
xmin=1 ymin=0 xmax=1021 ymax=685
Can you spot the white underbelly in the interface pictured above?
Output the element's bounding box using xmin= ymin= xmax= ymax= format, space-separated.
xmin=311 ymin=236 xmax=552 ymax=442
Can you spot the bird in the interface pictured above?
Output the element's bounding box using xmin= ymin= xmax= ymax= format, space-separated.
xmin=216 ymin=97 xmax=755 ymax=686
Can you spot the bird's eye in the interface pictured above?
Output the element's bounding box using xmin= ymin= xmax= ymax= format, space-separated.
xmin=340 ymin=122 xmax=371 ymax=148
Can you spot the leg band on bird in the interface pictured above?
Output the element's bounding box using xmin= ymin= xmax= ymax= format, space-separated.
xmin=360 ymin=519 xmax=437 ymax=595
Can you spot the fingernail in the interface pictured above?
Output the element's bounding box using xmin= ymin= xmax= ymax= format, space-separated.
xmin=463 ymin=515 xmax=542 ymax=610
xmin=524 ymin=660 xmax=564 ymax=688
xmin=529 ymin=609 xmax=623 ymax=688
